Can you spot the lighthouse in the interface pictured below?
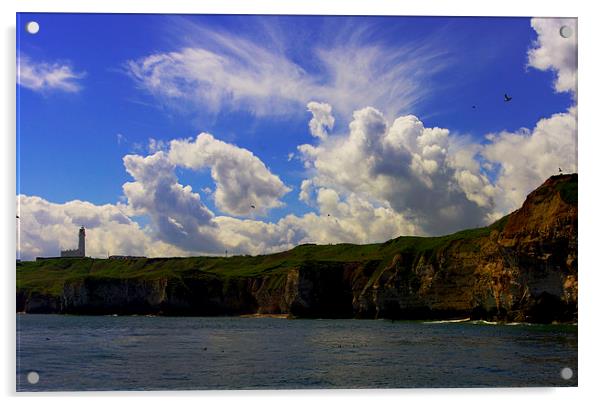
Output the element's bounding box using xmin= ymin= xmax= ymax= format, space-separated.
xmin=60 ymin=226 xmax=86 ymax=258
xmin=78 ymin=226 xmax=86 ymax=257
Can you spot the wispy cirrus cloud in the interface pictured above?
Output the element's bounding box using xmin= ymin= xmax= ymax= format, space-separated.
xmin=18 ymin=54 xmax=85 ymax=93
xmin=125 ymin=18 xmax=450 ymax=119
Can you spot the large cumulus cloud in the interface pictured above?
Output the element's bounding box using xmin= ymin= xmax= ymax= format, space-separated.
xmin=122 ymin=151 xmax=223 ymax=253
xmin=298 ymin=107 xmax=495 ymax=235
xmin=168 ymin=133 xmax=291 ymax=216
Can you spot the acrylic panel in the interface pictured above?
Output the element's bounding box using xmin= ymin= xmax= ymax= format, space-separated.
xmin=16 ymin=13 xmax=578 ymax=391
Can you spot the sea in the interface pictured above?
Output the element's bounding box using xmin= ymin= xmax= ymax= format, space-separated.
xmin=16 ymin=314 xmax=577 ymax=391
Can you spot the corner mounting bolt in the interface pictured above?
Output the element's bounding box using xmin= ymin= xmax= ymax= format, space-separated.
xmin=26 ymin=21 xmax=40 ymax=35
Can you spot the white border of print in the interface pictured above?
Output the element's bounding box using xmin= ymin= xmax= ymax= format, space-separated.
xmin=1 ymin=1 xmax=598 ymax=405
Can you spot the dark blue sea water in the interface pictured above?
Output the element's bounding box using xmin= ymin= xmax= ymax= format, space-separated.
xmin=16 ymin=314 xmax=577 ymax=391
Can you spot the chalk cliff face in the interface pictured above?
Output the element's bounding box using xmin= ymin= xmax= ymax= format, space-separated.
xmin=17 ymin=175 xmax=577 ymax=323
xmin=351 ymin=174 xmax=577 ymax=322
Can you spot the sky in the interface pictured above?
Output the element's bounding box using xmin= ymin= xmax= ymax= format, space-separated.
xmin=16 ymin=14 xmax=577 ymax=260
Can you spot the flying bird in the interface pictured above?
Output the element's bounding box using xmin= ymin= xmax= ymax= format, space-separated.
xmin=504 ymin=93 xmax=512 ymax=102
xmin=250 ymin=204 xmax=255 ymax=209
xmin=559 ymin=167 xmax=563 ymax=173
xmin=472 ymin=105 xmax=476 ymax=109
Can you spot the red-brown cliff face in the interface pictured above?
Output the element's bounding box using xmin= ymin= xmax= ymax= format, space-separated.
xmin=350 ymin=174 xmax=577 ymax=322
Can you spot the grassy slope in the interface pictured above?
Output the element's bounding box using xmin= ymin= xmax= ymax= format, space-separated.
xmin=17 ymin=174 xmax=576 ymax=297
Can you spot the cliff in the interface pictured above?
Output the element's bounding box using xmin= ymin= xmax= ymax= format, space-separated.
xmin=16 ymin=174 xmax=577 ymax=323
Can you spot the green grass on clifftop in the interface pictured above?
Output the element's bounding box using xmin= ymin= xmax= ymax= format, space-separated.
xmin=556 ymin=176 xmax=578 ymax=205
xmin=16 ymin=223 xmax=499 ymax=297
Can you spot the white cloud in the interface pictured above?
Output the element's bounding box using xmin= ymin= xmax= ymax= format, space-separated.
xmin=453 ymin=169 xmax=497 ymax=209
xmin=148 ymin=138 xmax=168 ymax=153
xmin=18 ymin=54 xmax=84 ymax=93
xmin=17 ymin=195 xmax=183 ymax=261
xmin=126 ymin=23 xmax=447 ymax=118
xmin=481 ymin=107 xmax=577 ymax=213
xmin=168 ymin=133 xmax=291 ymax=216
xmin=528 ymin=18 xmax=577 ymax=94
xmin=214 ymin=191 xmax=418 ymax=256
xmin=299 ymin=179 xmax=314 ymax=205
xmin=127 ymin=46 xmax=311 ymax=116
xmin=297 ymin=106 xmax=494 ymax=235
xmin=307 ymin=101 xmax=335 ymax=141
xmin=122 ymin=151 xmax=223 ymax=253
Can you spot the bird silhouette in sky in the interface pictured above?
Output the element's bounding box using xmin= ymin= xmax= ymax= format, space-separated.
xmin=504 ymin=93 xmax=512 ymax=102
xmin=250 ymin=204 xmax=255 ymax=209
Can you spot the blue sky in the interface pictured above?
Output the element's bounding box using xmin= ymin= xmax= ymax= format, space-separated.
xmin=16 ymin=14 xmax=577 ymax=258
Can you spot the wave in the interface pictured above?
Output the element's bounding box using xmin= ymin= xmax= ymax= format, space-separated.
xmin=422 ymin=318 xmax=471 ymax=324
xmin=470 ymin=320 xmax=499 ymax=325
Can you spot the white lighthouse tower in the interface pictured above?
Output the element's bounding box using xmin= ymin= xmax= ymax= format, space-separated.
xmin=78 ymin=226 xmax=86 ymax=257
xmin=60 ymin=226 xmax=86 ymax=258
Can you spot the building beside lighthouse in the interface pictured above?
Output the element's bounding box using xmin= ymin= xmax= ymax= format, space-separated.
xmin=61 ymin=226 xmax=86 ymax=258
